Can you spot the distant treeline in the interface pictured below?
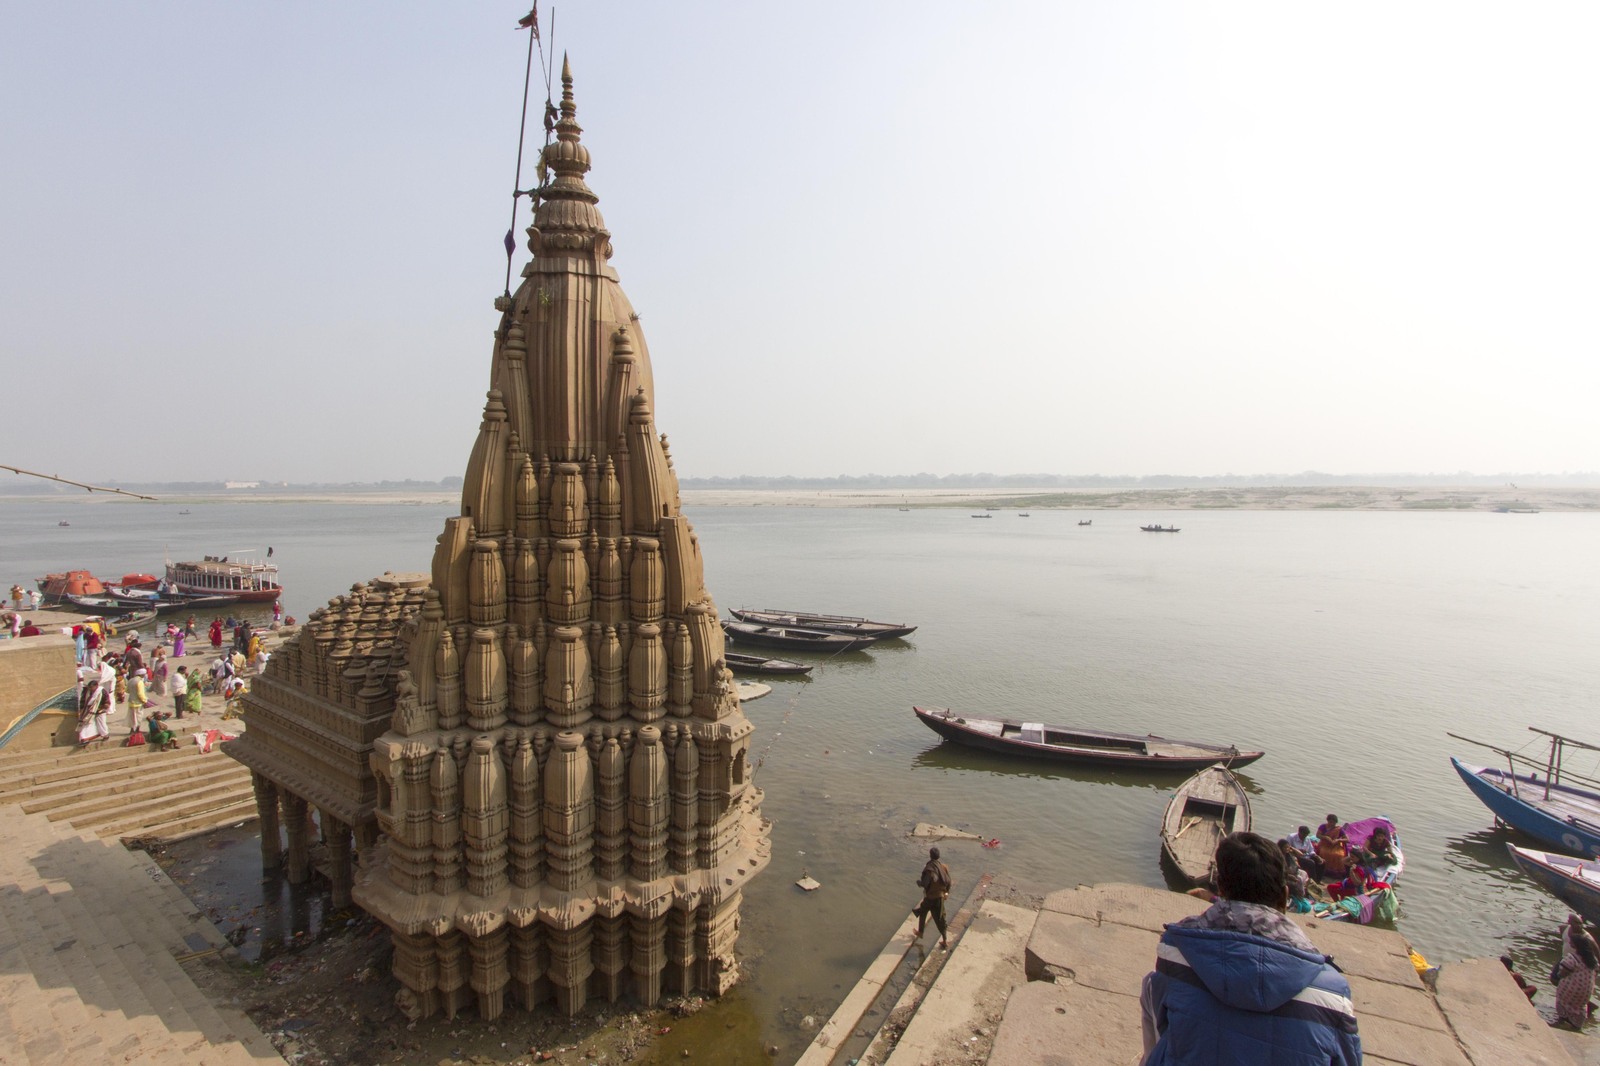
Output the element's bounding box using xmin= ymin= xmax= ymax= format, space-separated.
xmin=6 ymin=471 xmax=1597 ymax=496
xmin=676 ymin=472 xmax=1600 ymax=490
xmin=1 ymin=477 xmax=465 ymax=496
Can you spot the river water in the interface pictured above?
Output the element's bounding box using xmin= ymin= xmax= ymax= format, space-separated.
xmin=4 ymin=496 xmax=1598 ymax=1058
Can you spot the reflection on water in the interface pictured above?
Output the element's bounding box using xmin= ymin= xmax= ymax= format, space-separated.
xmin=907 ymin=739 xmax=1253 ymax=793
xmin=156 ymin=822 xmax=334 ymax=963
xmin=9 ymin=501 xmax=1600 ymax=1058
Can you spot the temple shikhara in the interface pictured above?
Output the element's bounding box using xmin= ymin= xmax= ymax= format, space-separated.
xmin=225 ymin=58 xmax=769 ymax=1021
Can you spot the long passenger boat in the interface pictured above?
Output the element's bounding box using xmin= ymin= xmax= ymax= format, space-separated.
xmin=911 ymin=707 xmax=1263 ymax=771
xmin=165 ymin=556 xmax=282 ymax=602
xmin=1449 ymin=728 xmax=1600 ymax=858
xmin=728 ymin=608 xmax=916 ymax=639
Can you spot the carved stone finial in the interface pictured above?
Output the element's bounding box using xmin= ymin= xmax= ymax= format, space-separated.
xmin=533 ymin=56 xmax=611 ymax=259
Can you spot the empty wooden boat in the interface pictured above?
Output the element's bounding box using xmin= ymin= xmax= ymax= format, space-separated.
xmin=1507 ymin=844 xmax=1600 ymax=927
xmin=721 ymin=620 xmax=878 ymax=653
xmin=723 ymin=651 xmax=814 ymax=676
xmin=911 ymin=707 xmax=1263 ymax=770
xmin=730 ymin=608 xmax=916 ymax=639
xmin=1162 ymin=763 xmax=1251 ymax=885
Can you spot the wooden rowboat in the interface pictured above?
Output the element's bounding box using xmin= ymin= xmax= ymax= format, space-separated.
xmin=721 ymin=621 xmax=877 ymax=653
xmin=911 ymin=707 xmax=1263 ymax=771
xmin=1161 ymin=763 xmax=1251 ymax=886
xmin=730 ymin=608 xmax=916 ymax=639
xmin=1506 ymin=844 xmax=1600 ymax=927
xmin=723 ymin=651 xmax=814 ymax=676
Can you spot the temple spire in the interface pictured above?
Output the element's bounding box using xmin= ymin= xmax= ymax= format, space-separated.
xmin=531 ymin=57 xmax=609 ymax=259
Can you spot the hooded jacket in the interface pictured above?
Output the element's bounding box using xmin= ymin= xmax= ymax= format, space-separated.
xmin=1143 ymin=900 xmax=1360 ymax=1065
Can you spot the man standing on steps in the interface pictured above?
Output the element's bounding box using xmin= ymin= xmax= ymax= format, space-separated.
xmin=914 ymin=846 xmax=952 ymax=950
xmin=170 ymin=665 xmax=189 ymax=719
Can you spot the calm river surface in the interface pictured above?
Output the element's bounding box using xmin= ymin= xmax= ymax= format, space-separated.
xmin=4 ymin=497 xmax=1598 ymax=1058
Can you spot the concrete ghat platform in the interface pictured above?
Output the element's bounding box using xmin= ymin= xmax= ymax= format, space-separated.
xmin=821 ymin=883 xmax=1587 ymax=1066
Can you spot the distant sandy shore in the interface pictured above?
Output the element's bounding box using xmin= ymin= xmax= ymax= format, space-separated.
xmin=5 ymin=486 xmax=1598 ymax=511
xmin=681 ymin=486 xmax=1600 ymax=512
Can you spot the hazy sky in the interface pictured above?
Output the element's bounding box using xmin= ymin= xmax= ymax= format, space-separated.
xmin=5 ymin=3 xmax=1597 ymax=483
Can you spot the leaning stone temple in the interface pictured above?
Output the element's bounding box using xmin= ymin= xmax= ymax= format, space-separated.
xmin=225 ymin=59 xmax=769 ymax=1021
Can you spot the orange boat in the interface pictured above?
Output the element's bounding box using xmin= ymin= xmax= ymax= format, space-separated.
xmin=36 ymin=570 xmax=109 ymax=602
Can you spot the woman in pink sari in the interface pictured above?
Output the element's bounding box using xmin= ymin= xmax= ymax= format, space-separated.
xmin=1555 ymin=914 xmax=1598 ymax=1029
xmin=150 ymin=646 xmax=169 ymax=696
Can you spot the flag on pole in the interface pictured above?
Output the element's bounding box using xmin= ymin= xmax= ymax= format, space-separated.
xmin=518 ymin=7 xmax=538 ymax=37
xmin=504 ymin=229 xmax=516 ymax=259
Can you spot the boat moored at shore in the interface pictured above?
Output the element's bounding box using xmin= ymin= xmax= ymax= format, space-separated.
xmin=911 ymin=707 xmax=1263 ymax=771
xmin=723 ymin=651 xmax=814 ymax=676
xmin=1449 ymin=729 xmax=1600 ymax=857
xmin=1506 ymin=844 xmax=1600 ymax=926
xmin=165 ymin=556 xmax=281 ymax=602
xmin=722 ymin=620 xmax=878 ymax=653
xmin=729 ymin=608 xmax=916 ymax=639
xmin=1161 ymin=763 xmax=1251 ymax=885
xmin=36 ymin=570 xmax=110 ymax=604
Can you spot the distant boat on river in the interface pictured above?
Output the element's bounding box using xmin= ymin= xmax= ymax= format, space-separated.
xmin=911 ymin=707 xmax=1263 ymax=771
xmin=1078 ymin=520 xmax=1092 ymax=526
xmin=1161 ymin=764 xmax=1251 ymax=886
xmin=1140 ymin=524 xmax=1180 ymax=533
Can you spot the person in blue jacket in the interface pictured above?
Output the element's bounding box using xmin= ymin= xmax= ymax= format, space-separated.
xmin=1140 ymin=831 xmax=1362 ymax=1064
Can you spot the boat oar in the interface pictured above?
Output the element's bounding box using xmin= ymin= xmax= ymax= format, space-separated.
xmin=1172 ymin=816 xmax=1203 ymax=841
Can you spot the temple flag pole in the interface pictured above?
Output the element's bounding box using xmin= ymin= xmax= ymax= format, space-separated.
xmin=504 ymin=5 xmax=541 ymax=297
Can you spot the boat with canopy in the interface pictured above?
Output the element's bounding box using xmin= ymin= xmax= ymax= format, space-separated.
xmin=1449 ymin=728 xmax=1600 ymax=858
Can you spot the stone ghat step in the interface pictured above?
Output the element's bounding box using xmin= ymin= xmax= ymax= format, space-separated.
xmin=0 ymin=805 xmax=284 ymax=1064
xmin=82 ymin=771 xmax=254 ymax=839
xmin=0 ymin=729 xmax=217 ymax=796
xmin=122 ymin=798 xmax=260 ymax=849
xmin=26 ymin=755 xmax=248 ymax=821
xmin=0 ymin=719 xmax=211 ymax=767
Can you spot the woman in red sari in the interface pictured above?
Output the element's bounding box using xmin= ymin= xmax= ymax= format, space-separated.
xmin=208 ymin=617 xmax=224 ymax=649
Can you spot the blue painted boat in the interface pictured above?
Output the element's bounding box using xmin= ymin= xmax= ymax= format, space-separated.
xmin=1450 ymin=756 xmax=1600 ymax=858
xmin=1506 ymin=844 xmax=1600 ymax=926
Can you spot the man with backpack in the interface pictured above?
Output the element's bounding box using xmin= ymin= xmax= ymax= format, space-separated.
xmin=914 ymin=846 xmax=952 ymax=950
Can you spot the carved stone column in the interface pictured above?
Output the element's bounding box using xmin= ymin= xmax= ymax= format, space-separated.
xmin=322 ymin=812 xmax=353 ymax=908
xmin=252 ymin=772 xmax=281 ymax=872
xmin=391 ymin=931 xmax=440 ymax=1021
xmin=436 ymin=929 xmax=472 ymax=1019
xmin=509 ymin=922 xmax=548 ymax=1009
xmin=664 ymin=905 xmax=694 ymax=995
xmin=282 ymin=792 xmax=311 ymax=885
xmin=469 ymin=926 xmax=511 ymax=1021
xmin=630 ymin=907 xmax=667 ymax=1006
